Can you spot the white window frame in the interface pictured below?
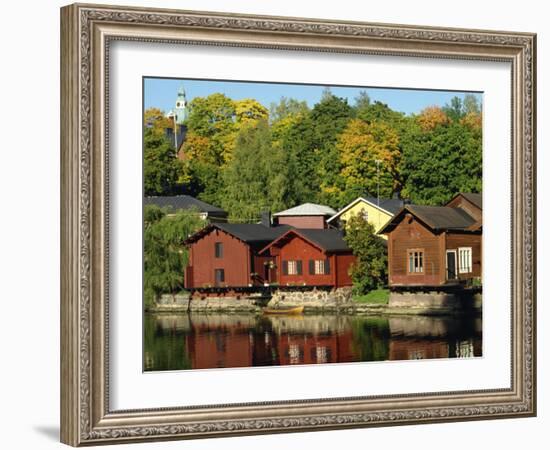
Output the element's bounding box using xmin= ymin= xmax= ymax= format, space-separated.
xmin=314 ymin=259 xmax=325 ymax=275
xmin=287 ymin=260 xmax=298 ymax=275
xmin=458 ymin=247 xmax=473 ymax=274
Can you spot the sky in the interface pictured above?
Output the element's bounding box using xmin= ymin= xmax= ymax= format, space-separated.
xmin=144 ymin=77 xmax=482 ymax=116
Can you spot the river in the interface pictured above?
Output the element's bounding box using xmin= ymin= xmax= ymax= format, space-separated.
xmin=144 ymin=312 xmax=482 ymax=371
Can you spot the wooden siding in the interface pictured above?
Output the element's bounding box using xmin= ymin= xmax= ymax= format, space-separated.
xmin=387 ymin=216 xmax=444 ymax=286
xmin=185 ymin=228 xmax=251 ymax=288
xmin=274 ymin=235 xmax=334 ymax=286
xmin=276 ymin=215 xmax=327 ymax=229
xmin=335 ymin=254 xmax=355 ymax=287
xmin=446 ymin=232 xmax=482 ymax=279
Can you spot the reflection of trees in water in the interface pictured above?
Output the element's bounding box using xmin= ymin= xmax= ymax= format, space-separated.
xmin=144 ymin=313 xmax=482 ymax=370
xmin=349 ymin=317 xmax=391 ymax=362
xmin=143 ymin=314 xmax=192 ymax=371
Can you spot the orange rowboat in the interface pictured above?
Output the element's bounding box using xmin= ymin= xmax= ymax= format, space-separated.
xmin=262 ymin=305 xmax=304 ymax=315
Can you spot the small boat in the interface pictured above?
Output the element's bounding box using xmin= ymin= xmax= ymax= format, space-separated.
xmin=262 ymin=305 xmax=304 ymax=315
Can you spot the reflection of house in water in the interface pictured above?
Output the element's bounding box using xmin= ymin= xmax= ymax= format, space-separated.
xmin=144 ymin=313 xmax=482 ymax=371
xmin=387 ymin=316 xmax=482 ymax=360
xmin=184 ymin=314 xmax=357 ymax=369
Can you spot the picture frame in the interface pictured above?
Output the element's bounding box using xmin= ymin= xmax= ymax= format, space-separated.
xmin=60 ymin=2 xmax=536 ymax=446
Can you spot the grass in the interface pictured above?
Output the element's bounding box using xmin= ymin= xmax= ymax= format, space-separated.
xmin=353 ymin=289 xmax=390 ymax=305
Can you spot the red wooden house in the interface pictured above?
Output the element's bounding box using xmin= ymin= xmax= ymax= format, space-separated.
xmin=184 ymin=223 xmax=290 ymax=289
xmin=379 ymin=193 xmax=482 ymax=288
xmin=259 ymin=228 xmax=355 ymax=288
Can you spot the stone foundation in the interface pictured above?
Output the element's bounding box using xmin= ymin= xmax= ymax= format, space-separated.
xmin=388 ymin=290 xmax=482 ymax=314
xmin=268 ymin=287 xmax=354 ymax=311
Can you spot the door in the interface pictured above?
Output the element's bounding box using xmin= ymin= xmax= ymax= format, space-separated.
xmin=446 ymin=250 xmax=457 ymax=280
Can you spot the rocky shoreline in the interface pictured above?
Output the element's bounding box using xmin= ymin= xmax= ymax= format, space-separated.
xmin=148 ymin=287 xmax=481 ymax=316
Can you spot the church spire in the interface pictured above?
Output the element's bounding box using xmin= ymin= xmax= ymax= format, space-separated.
xmin=174 ymin=86 xmax=188 ymax=125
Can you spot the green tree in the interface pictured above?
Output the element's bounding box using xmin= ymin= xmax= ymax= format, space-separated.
xmin=269 ymin=97 xmax=309 ymax=122
xmin=144 ymin=128 xmax=182 ymax=196
xmin=400 ymin=121 xmax=482 ymax=205
xmin=310 ymin=93 xmax=354 ymax=207
xmin=143 ymin=205 xmax=205 ymax=308
xmin=271 ymin=110 xmax=318 ymax=205
xmin=343 ymin=213 xmax=388 ymax=294
xmin=221 ymin=120 xmax=291 ymax=221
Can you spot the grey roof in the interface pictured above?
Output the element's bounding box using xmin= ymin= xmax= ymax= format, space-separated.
xmin=144 ymin=195 xmax=227 ymax=216
xmin=214 ymin=224 xmax=291 ymax=244
xmin=185 ymin=223 xmax=291 ymax=250
xmin=263 ymin=228 xmax=352 ymax=253
xmin=406 ymin=205 xmax=476 ymax=230
xmin=363 ymin=197 xmax=406 ymax=215
xmin=296 ymin=229 xmax=351 ymax=252
xmin=273 ymin=203 xmax=336 ymax=217
xmin=460 ymin=193 xmax=482 ymax=210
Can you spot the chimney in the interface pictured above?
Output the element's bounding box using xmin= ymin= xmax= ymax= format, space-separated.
xmin=261 ymin=211 xmax=272 ymax=227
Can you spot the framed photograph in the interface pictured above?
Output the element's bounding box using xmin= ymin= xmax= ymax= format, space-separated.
xmin=60 ymin=3 xmax=536 ymax=446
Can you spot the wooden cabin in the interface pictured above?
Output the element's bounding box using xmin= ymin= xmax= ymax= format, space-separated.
xmin=273 ymin=203 xmax=336 ymax=229
xmin=259 ymin=228 xmax=355 ymax=288
xmin=327 ymin=196 xmax=406 ymax=239
xmin=184 ymin=223 xmax=290 ymax=289
xmin=379 ymin=193 xmax=482 ymax=288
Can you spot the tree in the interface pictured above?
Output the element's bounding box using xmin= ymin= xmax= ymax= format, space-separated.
xmin=144 ymin=128 xmax=182 ymax=196
xmin=269 ymin=97 xmax=309 ymax=122
xmin=463 ymin=94 xmax=481 ymax=115
xmin=143 ymin=205 xmax=205 ymax=308
xmin=271 ymin=111 xmax=318 ymax=205
xmin=343 ymin=213 xmax=387 ymax=294
xmin=221 ymin=120 xmax=291 ymax=221
xmin=400 ymin=121 xmax=482 ymax=205
xmin=310 ymin=93 xmax=354 ymax=207
xmin=353 ymin=90 xmax=371 ymax=111
xmin=416 ymin=106 xmax=451 ymax=131
xmin=442 ymin=96 xmax=464 ymax=121
xmin=335 ymin=119 xmax=401 ymax=206
xmin=144 ymin=107 xmax=173 ymax=136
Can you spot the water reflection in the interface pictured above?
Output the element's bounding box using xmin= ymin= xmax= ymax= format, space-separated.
xmin=144 ymin=313 xmax=482 ymax=371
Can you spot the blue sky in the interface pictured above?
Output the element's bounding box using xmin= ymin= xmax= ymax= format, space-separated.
xmin=144 ymin=77 xmax=482 ymax=116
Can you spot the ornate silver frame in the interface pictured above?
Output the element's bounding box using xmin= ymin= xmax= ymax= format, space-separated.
xmin=60 ymin=3 xmax=536 ymax=446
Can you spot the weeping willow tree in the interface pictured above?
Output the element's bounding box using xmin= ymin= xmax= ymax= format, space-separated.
xmin=143 ymin=205 xmax=205 ymax=308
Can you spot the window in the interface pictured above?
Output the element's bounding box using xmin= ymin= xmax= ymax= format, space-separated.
xmin=308 ymin=259 xmax=330 ymax=275
xmin=283 ymin=260 xmax=302 ymax=275
xmin=407 ymin=249 xmax=424 ymax=273
xmin=458 ymin=247 xmax=472 ymax=273
xmin=214 ymin=269 xmax=225 ymax=284
xmin=214 ymin=242 xmax=223 ymax=258
xmin=361 ymin=208 xmax=369 ymax=221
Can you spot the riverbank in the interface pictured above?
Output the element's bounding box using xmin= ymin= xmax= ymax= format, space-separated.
xmin=148 ymin=287 xmax=481 ymax=316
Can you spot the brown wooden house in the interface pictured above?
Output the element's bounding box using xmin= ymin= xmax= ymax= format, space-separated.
xmin=379 ymin=193 xmax=482 ymax=288
xmin=259 ymin=228 xmax=355 ymax=288
xmin=184 ymin=223 xmax=290 ymax=289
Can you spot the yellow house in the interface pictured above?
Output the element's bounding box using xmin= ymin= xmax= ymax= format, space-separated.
xmin=326 ymin=197 xmax=405 ymax=239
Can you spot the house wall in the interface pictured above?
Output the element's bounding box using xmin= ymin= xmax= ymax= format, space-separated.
xmin=335 ymin=254 xmax=355 ymax=287
xmin=185 ymin=228 xmax=251 ymax=288
xmin=252 ymin=254 xmax=277 ymax=284
xmin=446 ymin=232 xmax=482 ymax=279
xmin=276 ymin=215 xmax=327 ymax=229
xmin=387 ymin=216 xmax=444 ymax=286
xmin=339 ymin=200 xmax=392 ymax=239
xmin=274 ymin=235 xmax=335 ymax=286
